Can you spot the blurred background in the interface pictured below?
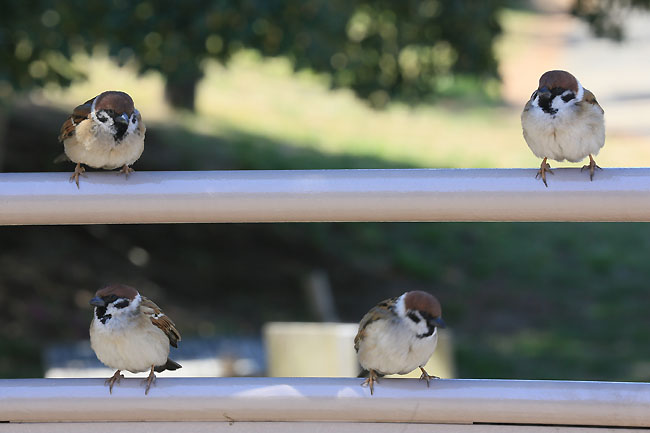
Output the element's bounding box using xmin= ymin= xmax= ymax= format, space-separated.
xmin=2 ymin=0 xmax=650 ymax=381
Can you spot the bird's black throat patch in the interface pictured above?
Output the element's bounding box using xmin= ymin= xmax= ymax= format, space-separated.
xmin=95 ymin=306 xmax=112 ymax=324
xmin=538 ymin=87 xmax=571 ymax=115
xmin=113 ymin=122 xmax=128 ymax=142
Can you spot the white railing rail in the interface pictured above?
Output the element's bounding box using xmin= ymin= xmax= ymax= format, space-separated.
xmin=3 ymin=169 xmax=650 ymax=432
xmin=2 ymin=378 xmax=650 ymax=426
xmin=1 ymin=168 xmax=650 ymax=225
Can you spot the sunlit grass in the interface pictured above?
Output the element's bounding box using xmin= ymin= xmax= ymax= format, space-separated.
xmin=38 ymin=35 xmax=649 ymax=172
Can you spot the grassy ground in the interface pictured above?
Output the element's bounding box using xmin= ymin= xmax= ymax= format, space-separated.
xmin=2 ymin=8 xmax=650 ymax=381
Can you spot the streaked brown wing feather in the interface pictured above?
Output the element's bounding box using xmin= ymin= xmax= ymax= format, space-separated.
xmin=140 ymin=296 xmax=181 ymax=348
xmin=582 ymin=89 xmax=604 ymax=114
xmin=354 ymin=297 xmax=397 ymax=352
xmin=58 ymin=101 xmax=93 ymax=142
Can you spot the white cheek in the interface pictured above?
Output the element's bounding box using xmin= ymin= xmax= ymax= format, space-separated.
xmin=105 ymin=298 xmax=140 ymax=322
xmin=403 ymin=315 xmax=429 ymax=335
xmin=551 ymin=95 xmax=576 ymax=112
xmin=90 ymin=111 xmax=120 ymax=136
xmin=126 ymin=119 xmax=138 ymax=135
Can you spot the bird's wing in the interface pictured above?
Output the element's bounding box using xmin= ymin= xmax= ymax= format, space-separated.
xmin=140 ymin=296 xmax=181 ymax=348
xmin=582 ymin=88 xmax=604 ymax=114
xmin=57 ymin=99 xmax=93 ymax=142
xmin=354 ymin=296 xmax=398 ymax=352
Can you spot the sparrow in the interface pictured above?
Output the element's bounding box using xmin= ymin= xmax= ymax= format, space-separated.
xmin=89 ymin=284 xmax=181 ymax=395
xmin=354 ymin=290 xmax=446 ymax=395
xmin=521 ymin=70 xmax=605 ymax=186
xmin=58 ymin=91 xmax=146 ymax=188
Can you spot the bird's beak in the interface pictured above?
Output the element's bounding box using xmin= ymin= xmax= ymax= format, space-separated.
xmin=430 ymin=317 xmax=446 ymax=329
xmin=114 ymin=113 xmax=129 ymax=125
xmin=89 ymin=296 xmax=105 ymax=307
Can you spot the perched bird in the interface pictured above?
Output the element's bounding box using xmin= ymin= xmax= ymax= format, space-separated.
xmin=521 ymin=70 xmax=605 ymax=186
xmin=354 ymin=290 xmax=446 ymax=395
xmin=89 ymin=284 xmax=181 ymax=395
xmin=58 ymin=91 xmax=146 ymax=188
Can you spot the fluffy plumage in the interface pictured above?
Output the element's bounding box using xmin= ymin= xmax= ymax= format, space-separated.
xmin=355 ymin=290 xmax=445 ymax=395
xmin=59 ymin=91 xmax=146 ymax=188
xmin=521 ymin=70 xmax=605 ymax=186
xmin=89 ymin=284 xmax=181 ymax=395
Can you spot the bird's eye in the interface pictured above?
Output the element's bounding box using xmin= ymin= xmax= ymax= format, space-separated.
xmin=131 ymin=116 xmax=136 ymax=124
xmin=97 ymin=112 xmax=108 ymax=123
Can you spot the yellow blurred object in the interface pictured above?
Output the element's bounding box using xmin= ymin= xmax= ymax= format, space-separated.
xmin=263 ymin=322 xmax=454 ymax=379
xmin=264 ymin=322 xmax=359 ymax=377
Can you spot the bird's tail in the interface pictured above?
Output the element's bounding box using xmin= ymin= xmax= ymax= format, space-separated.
xmin=52 ymin=153 xmax=70 ymax=164
xmin=155 ymin=358 xmax=182 ymax=373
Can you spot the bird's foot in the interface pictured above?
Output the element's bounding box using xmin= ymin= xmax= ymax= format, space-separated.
xmin=535 ymin=157 xmax=554 ymax=187
xmin=142 ymin=366 xmax=156 ymax=395
xmin=69 ymin=163 xmax=86 ymax=189
xmin=361 ymin=369 xmax=379 ymax=395
xmin=581 ymin=154 xmax=602 ymax=181
xmin=419 ymin=367 xmax=439 ymax=387
xmin=105 ymin=370 xmax=125 ymax=394
xmin=119 ymin=165 xmax=135 ymax=179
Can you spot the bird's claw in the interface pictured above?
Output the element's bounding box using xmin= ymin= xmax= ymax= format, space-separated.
xmin=105 ymin=370 xmax=125 ymax=394
xmin=143 ymin=366 xmax=156 ymax=395
xmin=419 ymin=367 xmax=439 ymax=387
xmin=119 ymin=165 xmax=135 ymax=179
xmin=535 ymin=157 xmax=553 ymax=187
xmin=361 ymin=370 xmax=379 ymax=395
xmin=581 ymin=154 xmax=601 ymax=181
xmin=69 ymin=163 xmax=87 ymax=189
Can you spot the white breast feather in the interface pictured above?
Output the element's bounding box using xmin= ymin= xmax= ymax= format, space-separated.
xmin=357 ymin=317 xmax=438 ymax=375
xmin=64 ymin=118 xmax=145 ymax=169
xmin=521 ymin=84 xmax=605 ymax=163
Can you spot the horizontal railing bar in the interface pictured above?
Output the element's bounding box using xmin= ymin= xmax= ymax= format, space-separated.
xmin=1 ymin=168 xmax=650 ymax=224
xmin=2 ymin=422 xmax=647 ymax=433
xmin=1 ymin=378 xmax=650 ymax=426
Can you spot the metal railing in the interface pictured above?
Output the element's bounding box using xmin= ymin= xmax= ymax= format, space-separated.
xmin=1 ymin=168 xmax=650 ymax=225
xmin=1 ymin=378 xmax=650 ymax=427
xmin=2 ymin=168 xmax=650 ymax=432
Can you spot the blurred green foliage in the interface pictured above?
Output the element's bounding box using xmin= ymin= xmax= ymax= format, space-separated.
xmin=0 ymin=0 xmax=505 ymax=107
xmin=572 ymin=0 xmax=650 ymax=40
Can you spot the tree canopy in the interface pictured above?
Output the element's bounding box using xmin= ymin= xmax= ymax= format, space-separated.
xmin=572 ymin=0 xmax=650 ymax=40
xmin=0 ymin=0 xmax=505 ymax=108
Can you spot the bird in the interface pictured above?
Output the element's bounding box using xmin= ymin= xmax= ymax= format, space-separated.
xmin=354 ymin=290 xmax=446 ymax=395
xmin=58 ymin=91 xmax=146 ymax=188
xmin=88 ymin=284 xmax=181 ymax=395
xmin=521 ymin=70 xmax=605 ymax=187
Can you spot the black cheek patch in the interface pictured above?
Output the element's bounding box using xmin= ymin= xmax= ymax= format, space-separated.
xmin=417 ymin=327 xmax=435 ymax=338
xmin=562 ymin=92 xmax=575 ymax=103
xmin=407 ymin=312 xmax=421 ymax=323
